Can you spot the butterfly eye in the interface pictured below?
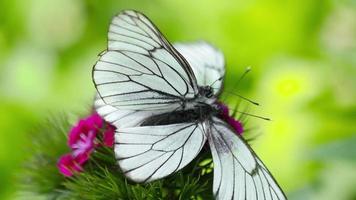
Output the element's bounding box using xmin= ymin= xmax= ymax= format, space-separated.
xmin=199 ymin=86 xmax=213 ymax=98
xmin=206 ymin=90 xmax=213 ymax=98
xmin=205 ymin=86 xmax=214 ymax=98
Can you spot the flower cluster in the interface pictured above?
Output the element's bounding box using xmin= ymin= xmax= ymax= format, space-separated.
xmin=57 ymin=113 xmax=115 ymax=177
xmin=218 ymin=103 xmax=244 ymax=135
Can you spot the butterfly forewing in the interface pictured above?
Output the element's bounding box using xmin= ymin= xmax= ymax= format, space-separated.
xmin=115 ymin=122 xmax=207 ymax=183
xmin=93 ymin=10 xmax=199 ymax=111
xmin=94 ymin=41 xmax=227 ymax=127
xmin=207 ymin=117 xmax=287 ymax=200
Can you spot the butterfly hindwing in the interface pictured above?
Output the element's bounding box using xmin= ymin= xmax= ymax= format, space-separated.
xmin=115 ymin=122 xmax=207 ymax=183
xmin=93 ymin=10 xmax=199 ymax=111
xmin=174 ymin=42 xmax=225 ymax=95
xmin=208 ymin=117 xmax=287 ymax=200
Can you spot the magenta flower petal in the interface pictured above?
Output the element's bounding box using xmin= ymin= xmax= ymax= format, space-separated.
xmin=218 ymin=102 xmax=244 ymax=135
xmin=103 ymin=124 xmax=116 ymax=147
xmin=217 ymin=102 xmax=229 ymax=117
xmin=57 ymin=154 xmax=83 ymax=177
xmin=86 ymin=113 xmax=103 ymax=129
xmin=67 ymin=113 xmax=103 ymax=163
xmin=226 ymin=117 xmax=244 ymax=135
xmin=75 ymin=153 xmax=90 ymax=165
xmin=70 ymin=130 xmax=96 ymax=163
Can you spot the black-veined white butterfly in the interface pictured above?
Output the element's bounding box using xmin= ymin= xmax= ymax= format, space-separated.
xmin=93 ymin=10 xmax=287 ymax=200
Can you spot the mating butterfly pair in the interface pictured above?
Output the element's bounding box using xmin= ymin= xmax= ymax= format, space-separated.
xmin=93 ymin=10 xmax=286 ymax=200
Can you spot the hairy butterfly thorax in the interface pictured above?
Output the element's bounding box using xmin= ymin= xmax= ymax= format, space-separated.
xmin=182 ymin=85 xmax=216 ymax=111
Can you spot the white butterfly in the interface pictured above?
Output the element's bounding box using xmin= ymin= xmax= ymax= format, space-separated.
xmin=93 ymin=10 xmax=287 ymax=200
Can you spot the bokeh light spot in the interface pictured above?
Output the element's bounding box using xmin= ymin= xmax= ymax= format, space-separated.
xmin=276 ymin=77 xmax=302 ymax=98
xmin=1 ymin=44 xmax=56 ymax=103
xmin=258 ymin=58 xmax=324 ymax=106
xmin=27 ymin=0 xmax=86 ymax=49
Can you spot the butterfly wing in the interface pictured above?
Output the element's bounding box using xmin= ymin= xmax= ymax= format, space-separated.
xmin=94 ymin=94 xmax=164 ymax=128
xmin=174 ymin=42 xmax=225 ymax=95
xmin=207 ymin=117 xmax=287 ymax=200
xmin=94 ymin=42 xmax=224 ymax=126
xmin=93 ymin=10 xmax=199 ymax=111
xmin=115 ymin=122 xmax=207 ymax=183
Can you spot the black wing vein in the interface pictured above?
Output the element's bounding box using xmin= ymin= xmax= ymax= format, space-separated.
xmin=208 ymin=117 xmax=287 ymax=200
xmin=114 ymin=122 xmax=206 ymax=183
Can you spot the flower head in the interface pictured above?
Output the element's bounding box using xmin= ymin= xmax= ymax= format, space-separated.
xmin=58 ymin=112 xmax=117 ymax=176
xmin=57 ymin=154 xmax=83 ymax=177
xmin=68 ymin=113 xmax=103 ymax=164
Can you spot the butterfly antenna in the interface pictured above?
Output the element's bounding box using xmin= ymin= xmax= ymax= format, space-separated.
xmin=223 ymin=90 xmax=259 ymax=106
xmin=214 ymin=87 xmax=259 ymax=106
xmin=209 ymin=76 xmax=223 ymax=87
xmin=222 ymin=66 xmax=252 ymax=102
xmin=234 ymin=110 xmax=271 ymax=121
xmin=233 ymin=66 xmax=251 ymax=89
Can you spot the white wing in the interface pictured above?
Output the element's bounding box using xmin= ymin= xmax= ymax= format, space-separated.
xmin=208 ymin=117 xmax=287 ymax=200
xmin=174 ymin=42 xmax=225 ymax=95
xmin=115 ymin=122 xmax=207 ymax=183
xmin=93 ymin=10 xmax=199 ymax=111
xmin=94 ymin=94 xmax=165 ymax=128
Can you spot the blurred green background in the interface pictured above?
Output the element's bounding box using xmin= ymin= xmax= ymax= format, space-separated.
xmin=0 ymin=0 xmax=355 ymax=199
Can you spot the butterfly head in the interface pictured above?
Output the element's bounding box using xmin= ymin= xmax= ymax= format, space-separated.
xmin=199 ymin=86 xmax=214 ymax=98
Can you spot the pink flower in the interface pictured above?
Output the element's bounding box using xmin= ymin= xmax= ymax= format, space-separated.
xmin=57 ymin=112 xmax=118 ymax=176
xmin=218 ymin=103 xmax=244 ymax=135
xmin=218 ymin=103 xmax=229 ymax=117
xmin=103 ymin=124 xmax=116 ymax=147
xmin=57 ymin=154 xmax=83 ymax=177
xmin=68 ymin=113 xmax=103 ymax=164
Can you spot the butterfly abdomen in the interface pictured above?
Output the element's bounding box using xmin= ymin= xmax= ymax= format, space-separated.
xmin=140 ymin=103 xmax=217 ymax=126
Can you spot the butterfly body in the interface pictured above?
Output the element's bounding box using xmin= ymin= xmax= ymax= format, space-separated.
xmin=141 ymin=101 xmax=219 ymax=126
xmin=93 ymin=10 xmax=287 ymax=200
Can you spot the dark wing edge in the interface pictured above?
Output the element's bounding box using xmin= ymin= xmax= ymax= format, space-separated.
xmin=126 ymin=10 xmax=198 ymax=88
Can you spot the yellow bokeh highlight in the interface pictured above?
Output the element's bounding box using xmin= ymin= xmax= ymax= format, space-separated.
xmin=252 ymin=58 xmax=325 ymax=191
xmin=258 ymin=58 xmax=324 ymax=107
xmin=276 ymin=76 xmax=303 ymax=98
